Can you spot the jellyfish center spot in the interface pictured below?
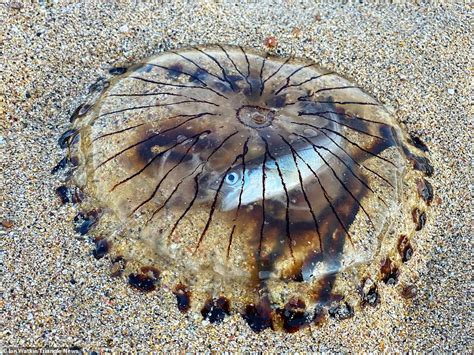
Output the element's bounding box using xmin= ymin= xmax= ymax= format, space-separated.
xmin=237 ymin=105 xmax=275 ymax=129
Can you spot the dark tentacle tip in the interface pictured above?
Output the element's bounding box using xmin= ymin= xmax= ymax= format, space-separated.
xmin=362 ymin=286 xmax=380 ymax=307
xmin=412 ymin=208 xmax=427 ymax=231
xmin=51 ymin=157 xmax=69 ymax=174
xmin=277 ymin=299 xmax=311 ymax=333
xmin=242 ymin=303 xmax=273 ymax=333
xmin=58 ymin=129 xmax=77 ymax=149
xmin=69 ymin=104 xmax=84 ymax=123
xmin=56 ymin=185 xmax=72 ymax=204
xmin=128 ymin=266 xmax=160 ymax=292
xmin=401 ymin=145 xmax=434 ymax=177
xmin=52 ymin=156 xmax=79 ymax=177
xmin=409 ymin=134 xmax=429 ymax=152
xmin=73 ymin=211 xmax=99 ymax=235
xmin=109 ymin=67 xmax=128 ymax=75
xmin=417 ymin=178 xmax=434 ymax=205
xmin=328 ymin=301 xmax=354 ymax=321
xmin=397 ymin=235 xmax=413 ymax=263
xmin=173 ymin=284 xmax=191 ymax=313
xmin=55 ymin=185 xmax=83 ymax=204
xmin=128 ymin=273 xmax=157 ymax=292
xmin=87 ymin=77 xmax=109 ymax=94
xmin=412 ymin=157 xmax=434 ymax=177
xmin=92 ymin=238 xmax=110 ymax=259
xmin=201 ymin=297 xmax=230 ymax=324
xmin=380 ymin=258 xmax=399 ymax=285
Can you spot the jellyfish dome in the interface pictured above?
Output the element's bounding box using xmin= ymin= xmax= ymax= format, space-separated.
xmin=55 ymin=45 xmax=433 ymax=332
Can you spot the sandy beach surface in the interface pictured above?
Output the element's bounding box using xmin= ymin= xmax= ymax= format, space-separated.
xmin=1 ymin=1 xmax=472 ymax=352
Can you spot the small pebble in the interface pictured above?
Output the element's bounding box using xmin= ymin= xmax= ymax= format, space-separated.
xmin=119 ymin=24 xmax=129 ymax=33
xmin=1 ymin=220 xmax=14 ymax=229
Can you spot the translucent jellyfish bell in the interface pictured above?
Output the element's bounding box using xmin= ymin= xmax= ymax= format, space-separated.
xmin=55 ymin=45 xmax=434 ymax=332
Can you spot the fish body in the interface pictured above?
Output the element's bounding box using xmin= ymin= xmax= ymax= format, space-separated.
xmin=219 ymin=131 xmax=343 ymax=211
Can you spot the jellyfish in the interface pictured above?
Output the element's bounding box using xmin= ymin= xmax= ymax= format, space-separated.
xmin=54 ymin=45 xmax=433 ymax=332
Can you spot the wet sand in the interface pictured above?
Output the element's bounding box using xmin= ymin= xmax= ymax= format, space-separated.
xmin=1 ymin=2 xmax=471 ymax=352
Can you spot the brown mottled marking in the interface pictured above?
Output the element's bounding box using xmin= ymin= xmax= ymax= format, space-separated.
xmin=397 ymin=235 xmax=413 ymax=262
xmin=242 ymin=301 xmax=273 ymax=333
xmin=173 ymin=284 xmax=191 ymax=313
xmin=328 ymin=301 xmax=354 ymax=320
xmin=412 ymin=208 xmax=427 ymax=231
xmin=201 ymin=297 xmax=230 ymax=323
xmin=93 ymin=238 xmax=110 ymax=259
xmin=128 ymin=267 xmax=160 ymax=292
xmin=401 ymin=284 xmax=418 ymax=299
xmin=417 ymin=178 xmax=434 ymax=205
xmin=380 ymin=258 xmax=399 ymax=285
xmin=276 ymin=299 xmax=310 ymax=333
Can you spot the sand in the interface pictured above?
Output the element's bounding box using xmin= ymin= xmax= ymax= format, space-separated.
xmin=1 ymin=1 xmax=472 ymax=352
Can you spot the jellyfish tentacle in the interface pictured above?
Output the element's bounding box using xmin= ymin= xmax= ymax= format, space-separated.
xmin=279 ymin=134 xmax=323 ymax=253
xmin=296 ymin=134 xmax=376 ymax=229
xmin=276 ymin=72 xmax=335 ymax=94
xmin=97 ymin=113 xmax=217 ymax=168
xmin=130 ymin=76 xmax=229 ymax=99
xmin=289 ymin=139 xmax=355 ymax=248
xmin=291 ymin=121 xmax=397 ymax=168
xmin=194 ymin=137 xmax=251 ymax=253
xmin=193 ymin=47 xmax=237 ymax=91
xmin=317 ymin=126 xmax=395 ymax=189
xmin=218 ymin=44 xmax=251 ymax=93
xmin=258 ymin=57 xmax=267 ymax=96
xmin=226 ymin=137 xmax=250 ymax=260
xmin=298 ymin=111 xmax=387 ymax=140
xmin=239 ymin=46 xmax=254 ymax=93
xmin=262 ymin=57 xmax=292 ymax=91
xmin=129 ymin=129 xmax=212 ymax=215
xmin=147 ymin=131 xmax=240 ymax=225
xmin=274 ymin=63 xmax=315 ymax=95
xmin=111 ymin=131 xmax=202 ymax=192
xmin=93 ymin=112 xmax=214 ymax=142
xmin=291 ymin=132 xmax=389 ymax=208
xmin=172 ymin=50 xmax=231 ymax=89
xmin=260 ymin=136 xmax=296 ymax=262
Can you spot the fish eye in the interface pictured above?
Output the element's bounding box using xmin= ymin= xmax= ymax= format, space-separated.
xmin=225 ymin=171 xmax=240 ymax=185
